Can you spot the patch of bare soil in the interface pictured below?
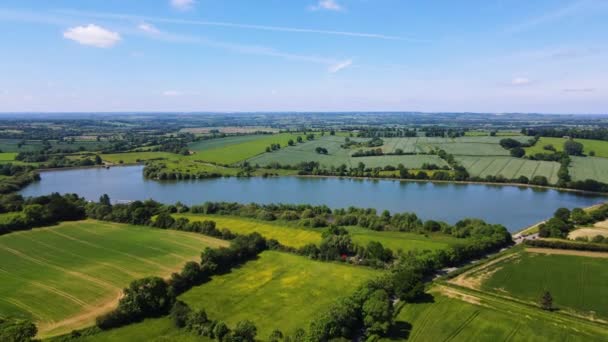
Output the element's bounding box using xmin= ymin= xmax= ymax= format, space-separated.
xmin=449 ymin=253 xmax=519 ymax=290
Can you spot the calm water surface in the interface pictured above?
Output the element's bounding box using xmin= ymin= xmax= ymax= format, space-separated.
xmin=20 ymin=166 xmax=605 ymax=232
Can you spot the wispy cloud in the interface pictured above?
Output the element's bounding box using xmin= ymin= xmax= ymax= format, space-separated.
xmin=170 ymin=0 xmax=196 ymax=11
xmin=138 ymin=23 xmax=160 ymax=34
xmin=505 ymin=0 xmax=607 ymax=34
xmin=310 ymin=0 xmax=343 ymax=12
xmin=328 ymin=59 xmax=352 ymax=73
xmin=511 ymin=77 xmax=532 ymax=86
xmin=63 ymin=24 xmax=121 ymax=48
xmin=162 ymin=90 xmax=183 ymax=96
xmin=55 ymin=9 xmax=414 ymax=41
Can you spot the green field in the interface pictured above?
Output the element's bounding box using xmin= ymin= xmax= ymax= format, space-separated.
xmin=383 ymin=287 xmax=608 ymax=342
xmin=481 ymin=250 xmax=608 ymax=319
xmin=0 ymin=220 xmax=228 ymax=337
xmin=569 ymin=156 xmax=608 ymax=183
xmin=0 ymin=152 xmax=17 ymax=162
xmin=188 ymin=133 xmax=303 ymax=165
xmin=73 ymin=317 xmax=209 ymax=342
xmin=347 ymin=227 xmax=463 ymax=252
xmin=174 ymin=214 xmax=322 ymax=248
xmin=248 ymin=136 xmax=448 ymax=169
xmin=525 ymin=137 xmax=608 ymax=158
xmin=100 ymin=151 xmax=182 ymax=164
xmin=457 ymin=156 xmax=561 ymax=183
xmin=179 ymin=251 xmax=380 ymax=338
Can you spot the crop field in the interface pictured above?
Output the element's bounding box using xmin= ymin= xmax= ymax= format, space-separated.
xmin=0 ymin=152 xmax=17 ymax=162
xmin=0 ymin=220 xmax=227 ymax=337
xmin=526 ymin=137 xmax=608 ymax=158
xmin=248 ymin=136 xmax=448 ymax=169
xmin=569 ymin=156 xmax=608 ymax=183
xmin=100 ymin=151 xmax=183 ymax=164
xmin=179 ymin=251 xmax=380 ymax=338
xmin=188 ymin=133 xmax=303 ymax=165
xmin=383 ymin=286 xmax=608 ymax=342
xmin=347 ymin=227 xmax=463 ymax=252
xmin=479 ymin=250 xmax=608 ymax=319
xmin=174 ymin=214 xmax=322 ymax=248
xmin=457 ymin=156 xmax=561 ymax=183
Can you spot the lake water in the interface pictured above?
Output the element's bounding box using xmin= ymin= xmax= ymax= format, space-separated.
xmin=20 ymin=165 xmax=605 ymax=232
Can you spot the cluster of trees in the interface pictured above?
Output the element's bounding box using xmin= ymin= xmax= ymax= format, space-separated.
xmin=435 ymin=149 xmax=469 ymax=181
xmin=539 ymin=205 xmax=608 ymax=238
xmin=170 ymin=302 xmax=260 ymax=342
xmin=307 ymin=224 xmax=512 ymax=341
xmin=0 ymin=317 xmax=37 ymax=342
xmin=352 ymin=148 xmax=383 ymax=157
xmin=96 ymin=233 xmax=268 ymax=330
xmin=355 ymin=127 xmax=417 ymax=138
xmin=314 ymin=147 xmax=328 ymax=154
xmin=525 ymin=238 xmax=608 ymax=253
xmin=522 ymin=127 xmax=608 ymax=141
xmin=0 ymin=193 xmax=86 ymax=235
xmin=143 ymin=162 xmax=224 ymax=181
xmin=265 ymin=143 xmax=282 ymax=152
xmin=0 ymin=164 xmax=40 ymax=194
xmin=498 ymin=137 xmax=537 ymax=158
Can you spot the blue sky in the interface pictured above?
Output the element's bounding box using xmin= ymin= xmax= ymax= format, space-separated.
xmin=0 ymin=0 xmax=606 ymax=113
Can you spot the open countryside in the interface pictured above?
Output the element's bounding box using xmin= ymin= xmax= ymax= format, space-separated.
xmin=2 ymin=0 xmax=608 ymax=341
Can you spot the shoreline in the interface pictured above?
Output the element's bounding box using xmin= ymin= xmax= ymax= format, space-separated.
xmin=33 ymin=163 xmax=608 ymax=197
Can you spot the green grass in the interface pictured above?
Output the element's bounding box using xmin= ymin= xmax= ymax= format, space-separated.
xmin=347 ymin=227 xmax=464 ymax=252
xmin=101 ymin=152 xmax=182 ymax=164
xmin=0 ymin=152 xmax=17 ymax=162
xmin=383 ymin=288 xmax=608 ymax=342
xmin=481 ymin=250 xmax=608 ymax=319
xmin=0 ymin=220 xmax=227 ymax=338
xmin=457 ymin=156 xmax=561 ymax=183
xmin=179 ymin=251 xmax=380 ymax=338
xmin=72 ymin=317 xmax=209 ymax=342
xmin=174 ymin=214 xmax=322 ymax=248
xmin=525 ymin=137 xmax=608 ymax=158
xmin=569 ymin=156 xmax=608 ymax=183
xmin=189 ymin=133 xmax=304 ymax=165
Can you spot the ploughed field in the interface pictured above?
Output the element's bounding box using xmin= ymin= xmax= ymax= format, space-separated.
xmin=0 ymin=220 xmax=227 ymax=338
xmin=178 ymin=251 xmax=380 ymax=338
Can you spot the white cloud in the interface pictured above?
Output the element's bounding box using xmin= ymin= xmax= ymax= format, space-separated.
xmin=328 ymin=59 xmax=352 ymax=73
xmin=511 ymin=77 xmax=532 ymax=86
xmin=171 ymin=0 xmax=196 ymax=11
xmin=63 ymin=24 xmax=121 ymax=48
xmin=310 ymin=0 xmax=343 ymax=11
xmin=162 ymin=90 xmax=182 ymax=97
xmin=138 ymin=23 xmax=160 ymax=34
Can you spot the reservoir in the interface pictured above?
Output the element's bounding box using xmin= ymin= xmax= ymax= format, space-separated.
xmin=20 ymin=165 xmax=605 ymax=232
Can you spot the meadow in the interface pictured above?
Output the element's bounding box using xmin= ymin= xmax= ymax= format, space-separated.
xmin=383 ymin=286 xmax=608 ymax=342
xmin=100 ymin=152 xmax=182 ymax=164
xmin=481 ymin=250 xmax=608 ymax=319
xmin=174 ymin=214 xmax=322 ymax=248
xmin=176 ymin=214 xmax=466 ymax=253
xmin=188 ymin=133 xmax=303 ymax=165
xmin=569 ymin=156 xmax=608 ymax=183
xmin=178 ymin=251 xmax=380 ymax=338
xmin=457 ymin=156 xmax=561 ymax=183
xmin=0 ymin=220 xmax=227 ymax=338
xmin=525 ymin=137 xmax=608 ymax=158
xmin=346 ymin=227 xmax=463 ymax=252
